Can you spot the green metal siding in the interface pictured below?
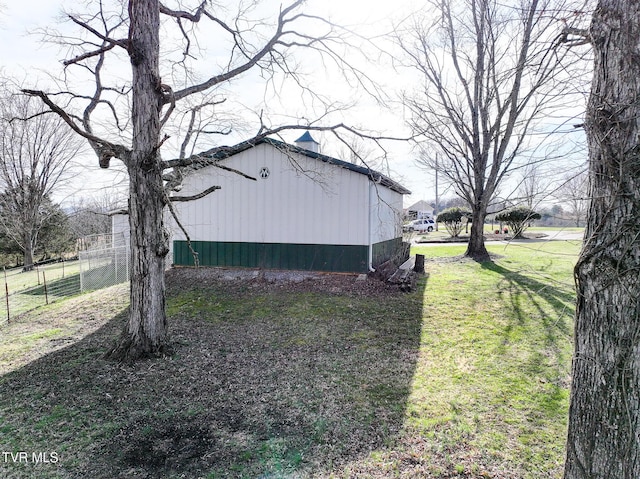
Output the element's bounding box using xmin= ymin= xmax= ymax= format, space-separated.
xmin=173 ymin=241 xmax=369 ymax=273
xmin=371 ymin=237 xmax=405 ymax=267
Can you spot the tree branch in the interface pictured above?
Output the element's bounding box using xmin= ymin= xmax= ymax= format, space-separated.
xmin=159 ymin=2 xmax=207 ymax=22
xmin=21 ymin=89 xmax=131 ymax=167
xmin=107 ymin=208 xmax=129 ymax=216
xmin=559 ymin=26 xmax=592 ymax=46
xmin=214 ymin=163 xmax=257 ymax=181
xmin=170 ymin=185 xmax=222 ymax=202
xmin=63 ymin=14 xmax=128 ymax=66
xmin=170 ymin=0 xmax=305 ymax=102
xmin=63 ymin=41 xmax=119 ymax=66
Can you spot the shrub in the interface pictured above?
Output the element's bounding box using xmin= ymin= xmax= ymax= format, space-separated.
xmin=494 ymin=207 xmax=541 ymax=238
xmin=436 ymin=207 xmax=472 ymax=238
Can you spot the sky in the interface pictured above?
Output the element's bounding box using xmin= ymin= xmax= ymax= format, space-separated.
xmin=0 ymin=0 xmax=589 ymax=210
xmin=0 ymin=0 xmax=439 ymax=208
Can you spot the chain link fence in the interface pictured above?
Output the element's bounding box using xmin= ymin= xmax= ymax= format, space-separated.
xmin=0 ymin=234 xmax=131 ymax=325
xmin=78 ymin=245 xmax=130 ymax=292
xmin=1 ymin=260 xmax=82 ymax=323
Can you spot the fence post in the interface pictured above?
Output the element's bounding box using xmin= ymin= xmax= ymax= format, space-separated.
xmin=3 ymin=267 xmax=9 ymax=323
xmin=43 ymin=271 xmax=49 ymax=305
xmin=79 ymin=252 xmax=84 ymax=292
xmin=62 ymin=258 xmax=65 ymax=278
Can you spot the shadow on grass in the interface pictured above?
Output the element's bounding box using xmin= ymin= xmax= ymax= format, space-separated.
xmin=481 ymin=262 xmax=574 ymax=343
xmin=481 ymin=261 xmax=575 ymax=409
xmin=21 ymin=273 xmax=81 ymax=297
xmin=0 ymin=272 xmax=427 ymax=478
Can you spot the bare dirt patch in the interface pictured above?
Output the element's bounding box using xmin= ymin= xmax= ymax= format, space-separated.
xmin=167 ymin=266 xmax=403 ymax=296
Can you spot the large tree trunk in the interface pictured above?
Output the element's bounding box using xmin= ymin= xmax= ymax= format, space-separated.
xmin=107 ymin=0 xmax=169 ymax=360
xmin=464 ymin=208 xmax=489 ymax=260
xmin=564 ymin=1 xmax=640 ymax=477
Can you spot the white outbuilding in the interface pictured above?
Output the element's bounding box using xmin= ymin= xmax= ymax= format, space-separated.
xmin=168 ymin=133 xmax=411 ymax=273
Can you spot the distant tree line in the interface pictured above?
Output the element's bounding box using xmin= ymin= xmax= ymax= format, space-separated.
xmin=0 ymin=191 xmax=72 ymax=268
xmin=0 ymin=195 xmax=116 ymax=269
xmin=0 ymin=85 xmax=117 ymax=269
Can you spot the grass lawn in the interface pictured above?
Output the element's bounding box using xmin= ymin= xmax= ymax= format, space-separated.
xmin=0 ymin=261 xmax=83 ymax=321
xmin=2 ymin=261 xmax=81 ymax=293
xmin=0 ymin=241 xmax=579 ymax=478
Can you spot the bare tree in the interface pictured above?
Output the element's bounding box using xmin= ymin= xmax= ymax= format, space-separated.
xmin=516 ymin=164 xmax=546 ymax=209
xmin=557 ymin=168 xmax=589 ymax=227
xmin=564 ymin=1 xmax=640 ymax=476
xmin=23 ymin=0 xmax=389 ymax=360
xmin=67 ymin=192 xmax=125 ymax=241
xmin=0 ymin=93 xmax=81 ymax=271
xmin=401 ymin=0 xmax=591 ymax=259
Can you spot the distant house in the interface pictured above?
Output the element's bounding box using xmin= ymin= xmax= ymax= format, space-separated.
xmin=164 ymin=133 xmax=411 ymax=273
xmin=405 ymin=200 xmax=434 ymax=220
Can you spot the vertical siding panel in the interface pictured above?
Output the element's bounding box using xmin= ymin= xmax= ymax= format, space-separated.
xmin=295 ymin=244 xmax=305 ymax=269
xmin=270 ymin=146 xmax=279 ymax=242
xmin=273 ymin=243 xmax=282 ymax=269
xmin=172 ymin=241 xmax=371 ymax=273
xmin=246 ymin=242 xmax=254 ymax=267
xmin=285 ymin=154 xmax=295 ymax=241
xmin=206 ymin=241 xmax=213 ymax=266
xmin=187 ymin=241 xmax=194 ymax=265
xmin=238 ymin=242 xmax=245 ymax=267
xmin=243 ymin=242 xmax=251 ymax=267
xmin=233 ymin=242 xmax=241 ymax=267
xmin=216 ymin=242 xmax=223 ymax=266
xmin=210 ymin=242 xmax=217 ymax=266
xmin=266 ymin=243 xmax=273 ymax=269
xmin=175 ymin=241 xmax=182 ymax=265
xmin=195 ymin=241 xmax=203 ymax=266
xmin=227 ymin=242 xmax=233 ymax=267
xmin=242 ymin=152 xmax=250 ymax=242
xmin=221 ymin=166 xmax=231 ymax=243
xmin=221 ymin=242 xmax=227 ymax=266
xmin=189 ymin=241 xmax=195 ymax=266
xmin=217 ymin=242 xmax=223 ymax=267
xmin=257 ymin=242 xmax=264 ymax=268
xmin=280 ymin=242 xmax=290 ymax=270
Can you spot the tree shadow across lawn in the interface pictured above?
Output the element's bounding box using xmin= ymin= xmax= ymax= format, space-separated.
xmin=0 ymin=270 xmax=427 ymax=478
xmin=481 ymin=261 xmax=574 ymax=339
xmin=480 ymin=260 xmax=575 ymax=383
xmin=21 ymin=272 xmax=81 ymax=297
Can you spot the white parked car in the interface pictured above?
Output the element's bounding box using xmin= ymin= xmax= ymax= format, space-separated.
xmin=403 ymin=218 xmax=436 ymax=233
